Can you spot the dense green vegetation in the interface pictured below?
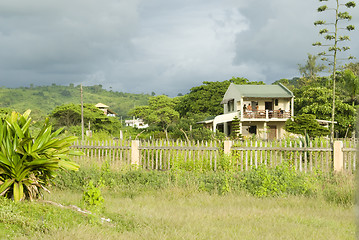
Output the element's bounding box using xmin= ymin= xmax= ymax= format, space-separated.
xmin=50 ymin=103 xmax=122 ymax=135
xmin=285 ymin=114 xmax=330 ymax=137
xmin=54 ymin=164 xmax=353 ymax=204
xmin=176 ymin=77 xmax=265 ymax=117
xmin=0 ymin=62 xmax=358 ymax=140
xmin=129 ymin=95 xmax=180 ymax=140
xmin=275 ymin=62 xmax=358 ymax=138
xmin=0 ymin=84 xmax=150 ymax=119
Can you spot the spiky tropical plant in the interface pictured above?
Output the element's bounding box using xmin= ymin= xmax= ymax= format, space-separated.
xmin=0 ymin=110 xmax=81 ymax=202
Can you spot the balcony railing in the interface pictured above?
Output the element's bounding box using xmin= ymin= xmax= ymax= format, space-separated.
xmin=242 ymin=110 xmax=291 ymax=119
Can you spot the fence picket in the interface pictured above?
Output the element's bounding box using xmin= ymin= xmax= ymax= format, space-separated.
xmin=309 ymin=141 xmax=313 ymax=172
xmin=245 ymin=141 xmax=248 ymax=171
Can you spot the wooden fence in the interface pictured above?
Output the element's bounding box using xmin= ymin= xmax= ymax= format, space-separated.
xmin=230 ymin=140 xmax=333 ymax=173
xmin=71 ymin=139 xmax=357 ymax=173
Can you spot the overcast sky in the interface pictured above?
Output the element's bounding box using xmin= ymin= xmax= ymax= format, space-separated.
xmin=0 ymin=0 xmax=358 ymax=96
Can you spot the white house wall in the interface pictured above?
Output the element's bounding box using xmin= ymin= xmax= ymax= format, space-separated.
xmin=223 ymin=84 xmax=241 ymax=113
xmin=241 ymin=122 xmax=266 ymax=139
xmin=213 ymin=112 xmax=240 ymax=132
xmin=240 ymin=121 xmax=288 ymax=140
xmin=276 ymin=99 xmax=289 ymax=111
xmin=276 ymin=122 xmax=287 ymax=138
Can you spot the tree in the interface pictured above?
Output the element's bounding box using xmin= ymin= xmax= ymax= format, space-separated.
xmin=128 ymin=95 xmax=180 ymax=140
xmin=285 ymin=114 xmax=330 ymax=138
xmin=230 ymin=116 xmax=242 ymax=139
xmin=345 ymin=62 xmax=359 ymax=75
xmin=272 ymin=77 xmax=301 ymax=90
xmin=169 ymin=113 xmax=220 ymax=141
xmin=176 ymin=77 xmax=265 ymax=117
xmin=298 ymin=53 xmax=326 ymax=85
xmin=294 ymin=87 xmax=356 ymax=137
xmin=50 ymin=104 xmax=121 ymax=134
xmin=341 ymin=69 xmax=359 ymax=105
xmin=313 ymin=0 xmax=356 ymax=142
xmin=0 ymin=111 xmax=81 ymax=202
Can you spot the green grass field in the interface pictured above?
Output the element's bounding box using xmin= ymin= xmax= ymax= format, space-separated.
xmin=1 ymin=161 xmax=357 ymax=240
xmin=1 ymin=185 xmax=356 ymax=240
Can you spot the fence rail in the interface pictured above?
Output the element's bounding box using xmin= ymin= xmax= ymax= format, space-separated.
xmin=70 ymin=139 xmax=357 ymax=173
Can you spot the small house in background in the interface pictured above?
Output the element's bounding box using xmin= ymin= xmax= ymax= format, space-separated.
xmin=125 ymin=118 xmax=149 ymax=129
xmin=95 ymin=103 xmax=117 ymax=117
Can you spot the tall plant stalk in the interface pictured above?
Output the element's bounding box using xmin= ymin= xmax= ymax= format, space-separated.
xmin=313 ymin=0 xmax=356 ymax=144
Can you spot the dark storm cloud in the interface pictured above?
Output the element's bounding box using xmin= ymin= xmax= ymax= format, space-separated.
xmin=0 ymin=0 xmax=140 ymax=87
xmin=0 ymin=0 xmax=358 ymax=95
xmin=233 ymin=0 xmax=359 ymax=82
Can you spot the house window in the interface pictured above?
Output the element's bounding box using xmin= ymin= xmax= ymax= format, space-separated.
xmin=227 ymin=99 xmax=234 ymax=112
xmin=275 ymin=99 xmax=279 ymax=106
xmin=265 ymin=102 xmax=273 ymax=111
xmin=248 ymin=126 xmax=257 ymax=134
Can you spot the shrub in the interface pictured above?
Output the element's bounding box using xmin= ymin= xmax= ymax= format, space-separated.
xmin=0 ymin=110 xmax=81 ymax=201
xmin=240 ymin=163 xmax=317 ymax=197
xmin=53 ymin=161 xmax=354 ymax=206
xmin=82 ymin=180 xmax=105 ymax=209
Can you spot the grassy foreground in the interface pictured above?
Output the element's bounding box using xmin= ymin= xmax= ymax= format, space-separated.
xmin=0 ymin=165 xmax=356 ymax=240
xmin=0 ymin=188 xmax=355 ymax=240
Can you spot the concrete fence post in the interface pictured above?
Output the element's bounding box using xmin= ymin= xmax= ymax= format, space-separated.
xmin=333 ymin=141 xmax=344 ymax=172
xmin=223 ymin=140 xmax=233 ymax=155
xmin=131 ymin=140 xmax=140 ymax=166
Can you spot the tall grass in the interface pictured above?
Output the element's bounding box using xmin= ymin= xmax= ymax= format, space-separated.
xmin=1 ymin=162 xmax=355 ymax=239
xmin=53 ymin=162 xmax=356 ymax=206
xmin=1 ymin=189 xmax=355 ymax=240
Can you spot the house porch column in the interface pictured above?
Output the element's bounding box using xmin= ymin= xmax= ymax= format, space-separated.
xmin=224 ymin=122 xmax=228 ymax=136
xmin=240 ymin=97 xmax=243 ymax=119
xmin=263 ymin=122 xmax=267 ymax=140
xmin=212 ymin=121 xmax=217 ymax=132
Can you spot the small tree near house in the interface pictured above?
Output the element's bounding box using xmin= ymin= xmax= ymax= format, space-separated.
xmin=284 ymin=114 xmax=330 ymax=138
xmin=230 ymin=116 xmax=242 ymax=139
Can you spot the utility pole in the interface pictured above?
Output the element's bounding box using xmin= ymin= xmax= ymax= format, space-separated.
xmin=81 ymin=84 xmax=84 ymax=142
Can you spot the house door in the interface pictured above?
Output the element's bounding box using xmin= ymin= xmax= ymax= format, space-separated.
xmin=268 ymin=125 xmax=277 ymax=140
xmin=265 ymin=102 xmax=273 ymax=111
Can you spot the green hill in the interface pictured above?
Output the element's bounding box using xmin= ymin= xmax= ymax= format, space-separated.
xmin=0 ymin=84 xmax=150 ymax=119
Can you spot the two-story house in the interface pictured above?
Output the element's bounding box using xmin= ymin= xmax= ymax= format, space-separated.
xmin=212 ymin=83 xmax=294 ymax=139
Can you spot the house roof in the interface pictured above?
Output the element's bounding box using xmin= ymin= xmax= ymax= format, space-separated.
xmin=228 ymin=83 xmax=294 ymax=98
xmin=95 ymin=103 xmax=109 ymax=108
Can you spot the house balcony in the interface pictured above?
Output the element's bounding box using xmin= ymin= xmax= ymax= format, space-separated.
xmin=212 ymin=110 xmax=291 ymax=132
xmin=242 ymin=110 xmax=291 ymax=120
xmin=213 ymin=110 xmax=291 ymax=126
